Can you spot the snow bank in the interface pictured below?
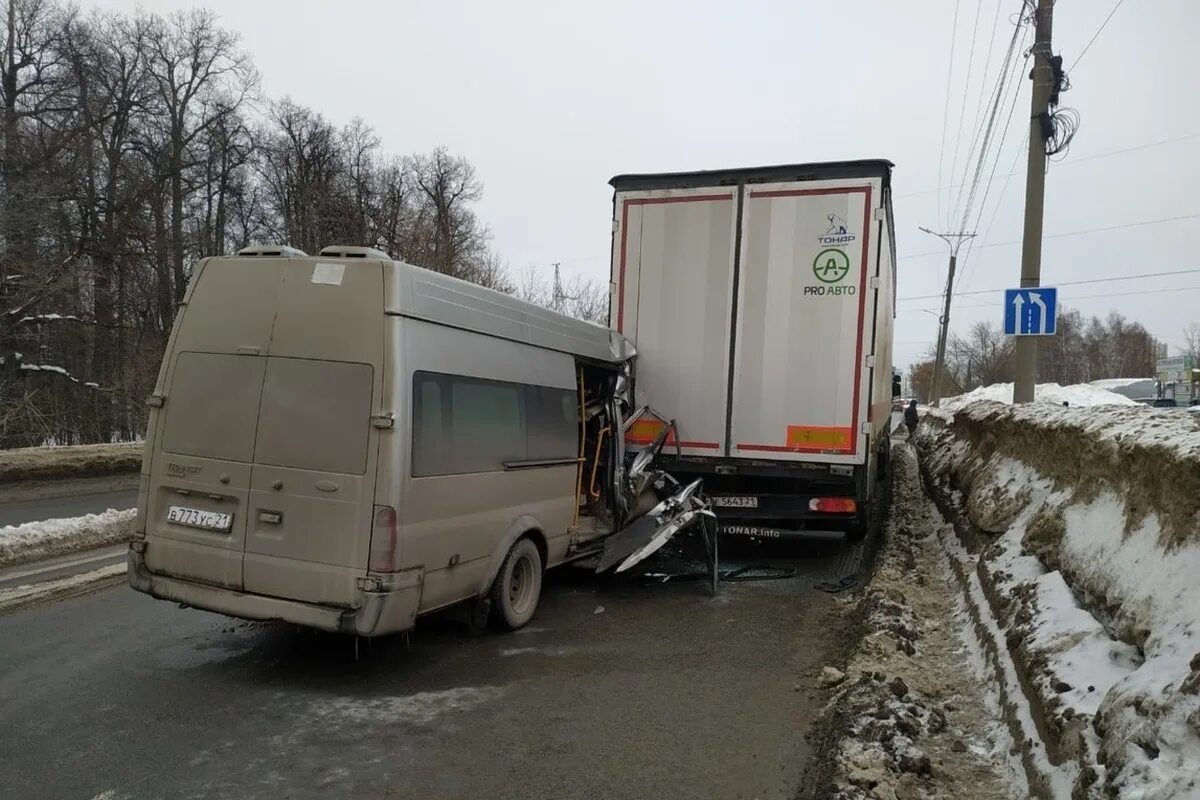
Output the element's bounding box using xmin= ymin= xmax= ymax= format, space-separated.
xmin=942 ymin=381 xmax=1139 ymax=409
xmin=0 ymin=441 xmax=142 ymax=484
xmin=915 ymin=404 xmax=1200 ymax=799
xmin=1090 ymin=378 xmax=1153 ymax=391
xmin=0 ymin=509 xmax=135 ymax=567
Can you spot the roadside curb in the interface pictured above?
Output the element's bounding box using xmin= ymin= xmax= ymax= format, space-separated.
xmin=0 ymin=562 xmax=125 ymax=615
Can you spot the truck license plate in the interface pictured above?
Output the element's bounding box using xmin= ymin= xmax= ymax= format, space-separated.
xmin=710 ymin=496 xmax=758 ymax=508
xmin=167 ymin=505 xmax=232 ymax=532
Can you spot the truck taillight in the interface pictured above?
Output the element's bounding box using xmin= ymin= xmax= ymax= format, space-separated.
xmin=809 ymin=497 xmax=858 ymax=514
xmin=369 ymin=505 xmax=400 ymax=573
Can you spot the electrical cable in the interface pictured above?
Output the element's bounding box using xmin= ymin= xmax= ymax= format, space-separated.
xmin=1069 ymin=0 xmax=1126 ymax=71
xmin=901 ymin=212 xmax=1200 ymax=260
xmin=937 ymin=0 xmax=964 ymax=230
xmin=896 ymin=133 xmax=1200 ymax=199
xmin=954 ymin=19 xmax=1033 ymax=293
xmin=903 ymin=284 xmax=1200 ymax=315
xmin=947 ymin=0 xmax=986 ymax=222
xmin=953 ymin=7 xmax=1028 ymax=238
xmin=899 ymin=267 xmax=1200 ymax=303
xmin=950 ymin=0 xmax=1025 ymax=227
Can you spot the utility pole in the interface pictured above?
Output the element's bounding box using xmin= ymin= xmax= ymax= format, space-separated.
xmin=919 ymin=227 xmax=976 ymax=407
xmin=1013 ymin=0 xmax=1055 ymax=403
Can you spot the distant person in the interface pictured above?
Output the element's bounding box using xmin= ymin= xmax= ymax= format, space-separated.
xmin=1062 ymin=401 xmax=1069 ymax=408
xmin=904 ymin=399 xmax=919 ymax=436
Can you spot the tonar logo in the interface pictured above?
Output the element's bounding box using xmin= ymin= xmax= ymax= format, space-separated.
xmin=166 ymin=462 xmax=201 ymax=477
xmin=818 ymin=212 xmax=856 ymax=245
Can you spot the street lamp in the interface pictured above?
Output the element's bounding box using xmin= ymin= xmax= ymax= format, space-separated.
xmin=918 ymin=226 xmax=976 ymax=407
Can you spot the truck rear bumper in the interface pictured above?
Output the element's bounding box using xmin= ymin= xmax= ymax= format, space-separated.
xmin=127 ymin=546 xmax=421 ymax=637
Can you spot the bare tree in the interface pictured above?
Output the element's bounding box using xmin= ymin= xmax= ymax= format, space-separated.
xmin=144 ymin=9 xmax=256 ymax=302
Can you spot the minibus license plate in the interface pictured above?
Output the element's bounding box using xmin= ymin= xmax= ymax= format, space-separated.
xmin=167 ymin=506 xmax=232 ymax=532
xmin=710 ymin=496 xmax=758 ymax=508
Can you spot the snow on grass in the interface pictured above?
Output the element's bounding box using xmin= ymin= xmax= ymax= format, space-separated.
xmin=0 ymin=441 xmax=142 ymax=483
xmin=916 ymin=404 xmax=1200 ymax=798
xmin=943 ymin=381 xmax=1140 ymax=409
xmin=0 ymin=509 xmax=134 ymax=567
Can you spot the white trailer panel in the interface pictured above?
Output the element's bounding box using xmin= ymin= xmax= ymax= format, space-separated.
xmin=612 ymin=187 xmax=738 ymax=455
xmin=730 ymin=180 xmax=878 ymax=465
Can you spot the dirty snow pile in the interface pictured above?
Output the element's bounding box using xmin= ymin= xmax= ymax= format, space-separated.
xmin=942 ymin=381 xmax=1139 ymax=409
xmin=914 ymin=401 xmax=1200 ymax=799
xmin=801 ymin=447 xmax=1021 ymax=800
xmin=0 ymin=509 xmax=135 ymax=567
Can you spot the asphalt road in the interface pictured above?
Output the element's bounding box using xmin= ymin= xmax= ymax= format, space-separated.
xmin=0 ymin=488 xmax=137 ymax=527
xmin=0 ymin=539 xmax=855 ymax=800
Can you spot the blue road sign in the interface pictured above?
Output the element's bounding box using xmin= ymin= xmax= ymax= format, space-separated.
xmin=1003 ymin=287 xmax=1057 ymax=336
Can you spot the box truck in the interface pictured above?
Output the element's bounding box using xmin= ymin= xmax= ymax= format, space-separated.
xmin=608 ymin=160 xmax=897 ymax=539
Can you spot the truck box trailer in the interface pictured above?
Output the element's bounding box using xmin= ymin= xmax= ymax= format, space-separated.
xmin=608 ymin=160 xmax=897 ymax=539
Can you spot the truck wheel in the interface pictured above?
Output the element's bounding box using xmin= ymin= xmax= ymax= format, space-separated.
xmin=490 ymin=537 xmax=543 ymax=631
xmin=877 ymin=438 xmax=891 ymax=482
xmin=847 ymin=499 xmax=875 ymax=541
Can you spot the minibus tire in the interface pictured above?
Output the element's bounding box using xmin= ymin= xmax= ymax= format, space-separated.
xmin=490 ymin=537 xmax=543 ymax=630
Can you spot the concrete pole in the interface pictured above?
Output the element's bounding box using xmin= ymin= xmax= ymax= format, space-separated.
xmin=930 ymin=254 xmax=957 ymax=407
xmin=1013 ymin=0 xmax=1055 ymax=403
xmin=919 ymin=228 xmax=975 ymax=407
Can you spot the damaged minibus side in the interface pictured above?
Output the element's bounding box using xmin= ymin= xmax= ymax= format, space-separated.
xmin=128 ymin=245 xmax=714 ymax=637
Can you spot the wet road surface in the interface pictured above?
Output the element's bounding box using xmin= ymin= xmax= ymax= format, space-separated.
xmin=0 ymin=537 xmax=859 ymax=800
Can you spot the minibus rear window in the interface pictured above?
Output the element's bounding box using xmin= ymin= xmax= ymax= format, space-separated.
xmin=162 ymin=352 xmax=266 ymax=463
xmin=253 ymin=358 xmax=374 ymax=475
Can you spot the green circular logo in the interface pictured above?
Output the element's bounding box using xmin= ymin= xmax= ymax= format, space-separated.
xmin=813 ymin=249 xmax=850 ymax=284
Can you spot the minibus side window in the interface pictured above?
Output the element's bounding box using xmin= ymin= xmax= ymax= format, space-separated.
xmin=412 ymin=371 xmax=531 ymax=476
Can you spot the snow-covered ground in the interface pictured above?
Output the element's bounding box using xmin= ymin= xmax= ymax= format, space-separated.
xmin=915 ymin=399 xmax=1200 ymax=799
xmin=941 ymin=381 xmax=1139 ymax=409
xmin=0 ymin=441 xmax=142 ymax=484
xmin=0 ymin=509 xmax=135 ymax=568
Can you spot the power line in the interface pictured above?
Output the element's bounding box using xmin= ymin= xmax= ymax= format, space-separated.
xmin=961 ymin=0 xmax=1007 ymax=182
xmin=954 ymin=18 xmax=1032 ymax=292
xmin=901 ymin=212 xmax=1200 ymax=260
xmin=947 ymin=0 xmax=986 ymax=223
xmin=898 ymin=267 xmax=1200 ymax=303
xmin=951 ymin=1 xmax=1027 ymax=231
xmin=897 ymin=132 xmax=1200 ymax=200
xmin=900 ymin=284 xmax=1200 ymax=316
xmin=937 ymin=0 xmax=964 ymax=230
xmin=918 ymin=283 xmax=1200 ymax=314
xmin=1070 ymin=0 xmax=1126 ymax=71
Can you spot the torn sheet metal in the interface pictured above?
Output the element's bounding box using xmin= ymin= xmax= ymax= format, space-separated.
xmin=597 ymin=476 xmax=716 ymax=575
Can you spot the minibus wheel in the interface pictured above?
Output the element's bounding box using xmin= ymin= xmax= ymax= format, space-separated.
xmin=491 ymin=537 xmax=543 ymax=630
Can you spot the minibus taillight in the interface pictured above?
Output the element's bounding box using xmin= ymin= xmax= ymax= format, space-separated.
xmin=809 ymin=497 xmax=858 ymax=515
xmin=369 ymin=505 xmax=400 ymax=573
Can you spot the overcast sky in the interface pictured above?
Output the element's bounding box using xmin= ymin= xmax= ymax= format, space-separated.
xmin=95 ymin=0 xmax=1200 ymax=371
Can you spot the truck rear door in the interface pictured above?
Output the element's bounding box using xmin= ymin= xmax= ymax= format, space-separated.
xmin=613 ymin=187 xmax=737 ymax=455
xmin=729 ymin=181 xmax=876 ymax=465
